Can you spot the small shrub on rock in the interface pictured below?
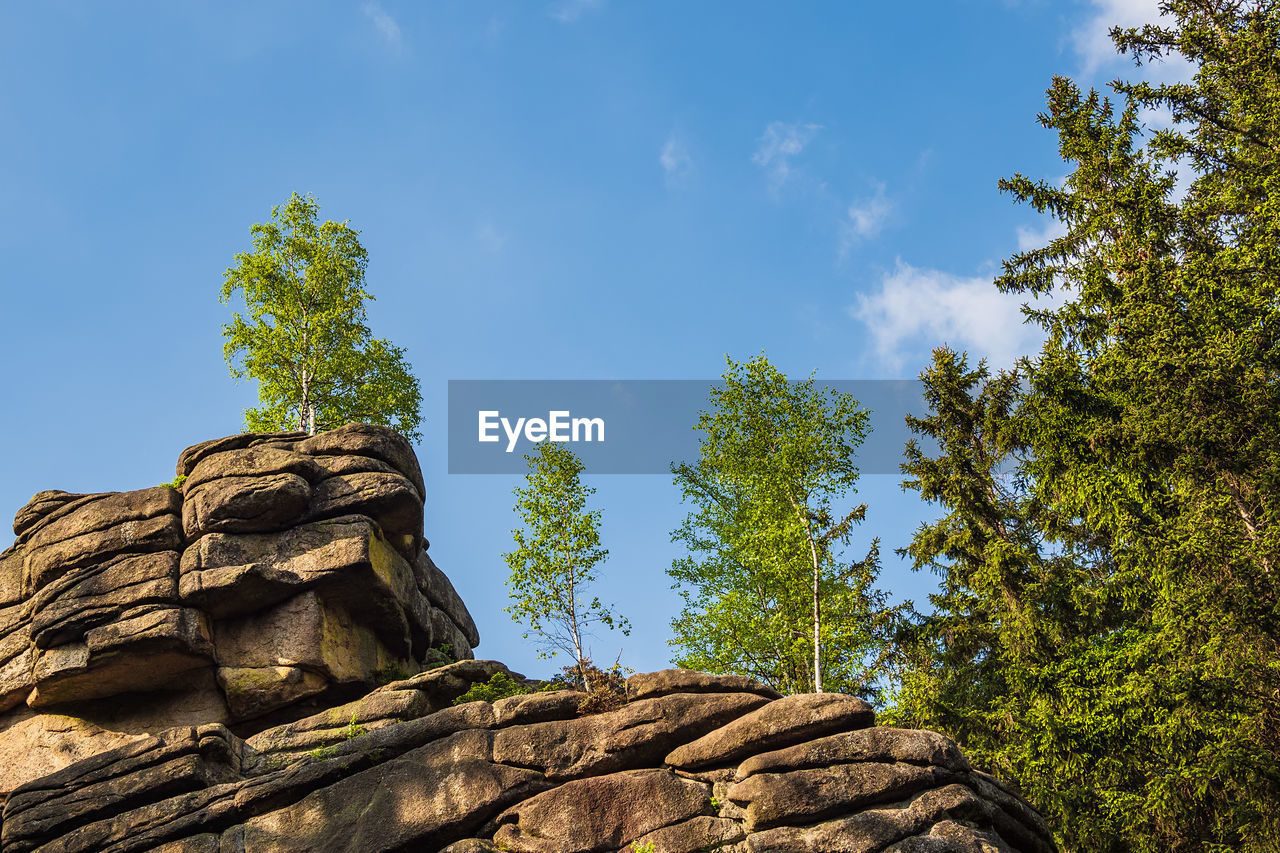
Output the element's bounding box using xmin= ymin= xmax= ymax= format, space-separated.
xmin=546 ymin=660 xmax=628 ymax=715
xmin=342 ymin=713 xmax=367 ymax=740
xmin=423 ymin=644 xmax=455 ymax=669
xmin=452 ymin=671 xmax=530 ymax=705
xmin=372 ymin=662 xmax=416 ymax=684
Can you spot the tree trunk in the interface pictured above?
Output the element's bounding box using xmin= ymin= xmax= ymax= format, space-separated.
xmin=790 ymin=493 xmax=825 ymax=695
xmin=812 ymin=554 xmax=822 ymax=694
xmin=570 ymin=609 xmax=590 ymax=691
xmin=300 ymin=370 xmax=313 ymax=434
xmin=573 ymin=632 xmax=590 ymax=692
xmin=801 ymin=507 xmax=823 ymax=694
xmin=566 ymin=558 xmax=590 ymax=692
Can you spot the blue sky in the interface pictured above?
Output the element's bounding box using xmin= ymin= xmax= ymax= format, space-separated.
xmin=0 ymin=0 xmax=1170 ymax=680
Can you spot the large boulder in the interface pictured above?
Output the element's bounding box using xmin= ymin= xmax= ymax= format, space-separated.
xmin=0 ymin=428 xmax=1054 ymax=852
xmin=0 ymin=666 xmax=1056 ymax=853
xmin=0 ymin=425 xmax=478 ymax=797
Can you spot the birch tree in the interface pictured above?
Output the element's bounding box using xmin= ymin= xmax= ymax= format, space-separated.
xmin=668 ymin=354 xmax=894 ymax=696
xmin=221 ymin=192 xmax=422 ymax=440
xmin=504 ymin=442 xmax=629 ymax=689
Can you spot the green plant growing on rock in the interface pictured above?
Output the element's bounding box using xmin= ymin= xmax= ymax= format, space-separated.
xmin=544 ymin=658 xmax=627 ymax=715
xmin=504 ymin=442 xmax=630 ymax=691
xmin=341 ymin=713 xmax=367 ymax=740
xmin=372 ymin=661 xmax=415 ymax=684
xmin=421 ymin=644 xmax=454 ymax=670
xmin=159 ymin=473 xmax=186 ymax=490
xmin=452 ymin=671 xmax=530 ymax=706
xmin=221 ymin=191 xmax=422 ymax=440
xmin=304 ymin=715 xmax=367 ymax=763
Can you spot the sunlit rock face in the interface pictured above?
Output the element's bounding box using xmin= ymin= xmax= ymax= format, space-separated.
xmin=0 ymin=667 xmax=1056 ymax=853
xmin=0 ymin=424 xmax=477 ymax=797
xmin=0 ymin=427 xmax=1054 ymax=853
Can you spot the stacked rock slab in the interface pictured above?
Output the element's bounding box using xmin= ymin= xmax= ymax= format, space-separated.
xmin=0 ymin=428 xmax=1055 ymax=852
xmin=0 ymin=665 xmax=1056 ymax=853
xmin=0 ymin=425 xmax=478 ymax=798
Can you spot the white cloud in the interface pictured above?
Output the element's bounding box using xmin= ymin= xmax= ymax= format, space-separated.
xmin=551 ymin=0 xmax=603 ymax=23
xmin=1139 ymin=103 xmax=1176 ymax=133
xmin=752 ymin=121 xmax=821 ymax=191
xmin=659 ymin=134 xmax=693 ymax=185
xmin=1071 ymin=0 xmax=1191 ymax=79
xmin=1134 ymin=105 xmax=1197 ymax=202
xmin=840 ymin=183 xmax=892 ymax=254
xmin=1015 ymin=218 xmax=1068 ymax=253
xmin=363 ymin=2 xmax=403 ymax=50
xmin=850 ymin=261 xmax=1043 ymax=372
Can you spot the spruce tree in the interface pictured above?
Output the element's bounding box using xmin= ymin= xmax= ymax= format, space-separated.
xmin=889 ymin=3 xmax=1280 ymax=848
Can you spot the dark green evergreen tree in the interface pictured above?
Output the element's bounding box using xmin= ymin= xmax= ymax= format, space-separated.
xmin=887 ymin=3 xmax=1280 ymax=849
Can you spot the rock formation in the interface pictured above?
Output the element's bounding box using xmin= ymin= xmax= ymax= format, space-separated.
xmin=0 ymin=426 xmax=1056 ymax=852
xmin=0 ymin=424 xmax=477 ymax=795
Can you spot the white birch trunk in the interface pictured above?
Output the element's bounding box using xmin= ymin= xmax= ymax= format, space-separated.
xmin=811 ymin=539 xmax=822 ymax=694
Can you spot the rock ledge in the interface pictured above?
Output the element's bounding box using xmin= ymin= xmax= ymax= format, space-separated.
xmin=0 ymin=427 xmax=1054 ymax=853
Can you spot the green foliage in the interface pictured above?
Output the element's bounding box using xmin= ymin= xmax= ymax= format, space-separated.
xmin=452 ymin=671 xmax=531 ymax=706
xmin=628 ymin=844 xmax=655 ymax=853
xmin=503 ymin=442 xmax=630 ymax=690
xmin=888 ymin=3 xmax=1280 ymax=849
xmin=303 ymin=715 xmax=367 ymax=762
xmin=668 ymin=353 xmax=898 ymax=697
xmin=159 ymin=473 xmax=187 ymax=490
xmin=221 ymin=192 xmax=422 ymax=440
xmin=453 ymin=664 xmax=626 ymax=716
xmin=422 ymin=644 xmax=454 ymax=670
xmin=372 ymin=661 xmax=415 ymax=684
xmin=341 ymin=713 xmax=367 ymax=740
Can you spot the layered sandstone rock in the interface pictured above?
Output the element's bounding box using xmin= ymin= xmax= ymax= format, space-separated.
xmin=0 ymin=427 xmax=1055 ymax=852
xmin=0 ymin=425 xmax=477 ymax=797
xmin=0 ymin=666 xmax=1055 ymax=853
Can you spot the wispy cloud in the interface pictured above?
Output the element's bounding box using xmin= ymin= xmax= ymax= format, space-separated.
xmin=1071 ymin=0 xmax=1190 ymax=79
xmin=363 ymin=2 xmax=403 ymax=50
xmin=850 ymin=260 xmax=1042 ymax=372
xmin=752 ymin=121 xmax=821 ymax=191
xmin=659 ymin=134 xmax=693 ymax=185
xmin=840 ymin=183 xmax=892 ymax=255
xmin=1015 ymin=217 xmax=1068 ymax=253
xmin=551 ymin=0 xmax=603 ymax=23
xmin=1132 ymin=105 xmax=1196 ymax=201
